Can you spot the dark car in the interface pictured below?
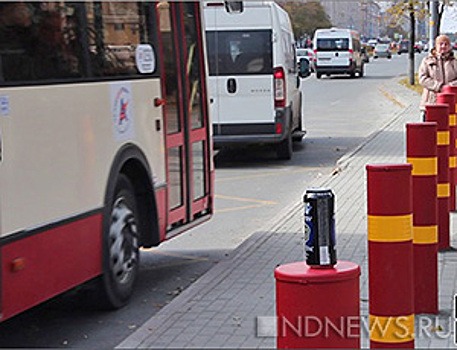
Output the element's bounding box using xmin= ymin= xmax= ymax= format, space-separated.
xmin=398 ymin=40 xmax=409 ymax=54
xmin=361 ymin=46 xmax=370 ymax=63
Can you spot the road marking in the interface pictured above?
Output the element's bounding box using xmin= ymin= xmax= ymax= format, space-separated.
xmin=216 ymin=167 xmax=321 ymax=182
xmin=217 ymin=204 xmax=272 ymax=213
xmin=215 ymin=194 xmax=277 ymax=213
xmin=379 ymin=86 xmax=406 ymax=108
xmin=216 ymin=194 xmax=277 ymax=205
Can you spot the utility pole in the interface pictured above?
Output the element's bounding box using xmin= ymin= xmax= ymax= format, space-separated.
xmin=429 ymin=0 xmax=439 ymax=50
xmin=409 ymin=0 xmax=415 ymax=85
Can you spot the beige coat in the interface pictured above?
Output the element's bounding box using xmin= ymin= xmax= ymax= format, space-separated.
xmin=418 ymin=50 xmax=457 ymax=110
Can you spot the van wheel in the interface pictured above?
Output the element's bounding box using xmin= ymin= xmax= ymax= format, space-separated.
xmin=277 ymin=131 xmax=293 ymax=160
xmin=97 ymin=174 xmax=140 ymax=309
xmin=293 ymin=97 xmax=304 ymax=142
xmin=316 ymin=72 xmax=322 ymax=79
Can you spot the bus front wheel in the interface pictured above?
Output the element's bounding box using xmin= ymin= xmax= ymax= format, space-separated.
xmin=98 ymin=174 xmax=140 ymax=309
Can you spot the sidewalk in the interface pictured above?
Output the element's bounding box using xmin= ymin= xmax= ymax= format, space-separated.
xmin=117 ymin=78 xmax=457 ymax=349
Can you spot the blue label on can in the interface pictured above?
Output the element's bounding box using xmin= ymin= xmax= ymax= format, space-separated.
xmin=304 ymin=201 xmax=315 ymax=260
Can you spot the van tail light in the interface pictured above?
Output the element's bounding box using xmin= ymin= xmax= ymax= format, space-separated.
xmin=348 ymin=48 xmax=354 ymax=64
xmin=274 ymin=67 xmax=286 ymax=108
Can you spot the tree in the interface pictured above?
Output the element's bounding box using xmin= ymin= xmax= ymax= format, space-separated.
xmin=279 ymin=1 xmax=332 ymax=39
xmin=385 ymin=1 xmax=427 ymax=31
xmin=386 ymin=0 xmax=454 ymax=35
xmin=385 ymin=1 xmax=427 ymax=85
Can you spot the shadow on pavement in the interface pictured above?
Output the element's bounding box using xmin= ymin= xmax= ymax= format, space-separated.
xmin=214 ymin=136 xmax=366 ymax=169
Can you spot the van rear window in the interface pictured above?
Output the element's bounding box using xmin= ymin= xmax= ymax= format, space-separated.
xmin=316 ymin=38 xmax=349 ymax=51
xmin=206 ymin=30 xmax=272 ymax=75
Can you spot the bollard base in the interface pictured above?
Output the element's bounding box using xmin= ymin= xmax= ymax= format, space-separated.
xmin=275 ymin=261 xmax=360 ymax=349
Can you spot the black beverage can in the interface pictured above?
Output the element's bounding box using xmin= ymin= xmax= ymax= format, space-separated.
xmin=303 ymin=188 xmax=337 ymax=266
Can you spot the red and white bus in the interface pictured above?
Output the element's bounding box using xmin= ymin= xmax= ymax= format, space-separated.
xmin=0 ymin=1 xmax=213 ymax=322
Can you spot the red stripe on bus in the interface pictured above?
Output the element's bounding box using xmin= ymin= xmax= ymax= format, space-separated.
xmin=1 ymin=213 xmax=102 ymax=322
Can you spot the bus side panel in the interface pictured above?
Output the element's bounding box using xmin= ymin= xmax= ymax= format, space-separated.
xmin=1 ymin=213 xmax=102 ymax=322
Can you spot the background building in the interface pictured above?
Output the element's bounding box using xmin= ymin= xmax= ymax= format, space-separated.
xmin=319 ymin=0 xmax=381 ymax=39
xmin=282 ymin=0 xmax=383 ymax=40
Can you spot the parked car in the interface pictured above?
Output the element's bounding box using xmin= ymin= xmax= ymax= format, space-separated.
xmin=414 ymin=41 xmax=423 ymax=53
xmin=367 ymin=38 xmax=378 ymax=49
xmin=397 ymin=40 xmax=409 ymax=54
xmin=296 ymin=48 xmax=315 ymax=71
xmin=373 ymin=43 xmax=392 ymax=59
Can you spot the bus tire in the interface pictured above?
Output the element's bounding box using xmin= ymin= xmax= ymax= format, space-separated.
xmin=98 ymin=174 xmax=140 ymax=309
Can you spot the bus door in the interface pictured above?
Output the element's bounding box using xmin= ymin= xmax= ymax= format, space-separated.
xmin=157 ymin=2 xmax=211 ymax=233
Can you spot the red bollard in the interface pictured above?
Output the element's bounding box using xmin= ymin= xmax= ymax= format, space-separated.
xmin=276 ymin=188 xmax=360 ymax=348
xmin=437 ymin=92 xmax=457 ymax=211
xmin=406 ymin=123 xmax=439 ymax=314
xmin=367 ymin=164 xmax=414 ymax=348
xmin=275 ymin=262 xmax=360 ymax=349
xmin=425 ymin=104 xmax=451 ymax=250
xmin=442 ymin=85 xmax=457 ymax=111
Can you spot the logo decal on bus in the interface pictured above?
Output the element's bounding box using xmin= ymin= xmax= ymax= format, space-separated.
xmin=111 ymin=83 xmax=135 ymax=141
xmin=0 ymin=95 xmax=10 ymax=117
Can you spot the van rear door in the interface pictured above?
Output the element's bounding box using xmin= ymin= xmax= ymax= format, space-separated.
xmin=315 ymin=37 xmax=351 ymax=67
xmin=206 ymin=28 xmax=274 ymax=136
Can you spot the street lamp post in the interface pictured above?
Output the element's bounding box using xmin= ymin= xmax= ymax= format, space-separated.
xmin=429 ymin=0 xmax=438 ymax=50
xmin=409 ymin=0 xmax=415 ymax=85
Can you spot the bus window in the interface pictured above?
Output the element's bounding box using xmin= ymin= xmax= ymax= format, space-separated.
xmin=0 ymin=2 xmax=81 ymax=82
xmin=183 ymin=2 xmax=204 ymax=130
xmin=85 ymin=2 xmax=149 ymax=77
xmin=0 ymin=1 xmax=159 ymax=84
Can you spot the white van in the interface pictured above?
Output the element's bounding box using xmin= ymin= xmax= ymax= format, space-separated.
xmin=313 ymin=28 xmax=364 ymax=79
xmin=204 ymin=0 xmax=310 ymax=159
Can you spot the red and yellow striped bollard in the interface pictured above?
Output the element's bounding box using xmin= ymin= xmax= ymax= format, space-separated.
xmin=425 ymin=104 xmax=450 ymax=250
xmin=406 ymin=123 xmax=438 ymax=314
xmin=437 ymin=92 xmax=456 ymax=211
xmin=367 ymin=164 xmax=414 ymax=348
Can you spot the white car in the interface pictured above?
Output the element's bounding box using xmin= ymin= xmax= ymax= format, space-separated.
xmin=296 ymin=48 xmax=315 ymax=71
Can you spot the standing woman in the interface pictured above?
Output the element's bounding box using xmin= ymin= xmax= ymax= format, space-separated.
xmin=419 ymin=34 xmax=457 ymax=118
